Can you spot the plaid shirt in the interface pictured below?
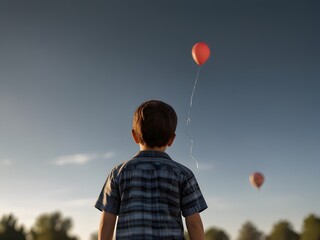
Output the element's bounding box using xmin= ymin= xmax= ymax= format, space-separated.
xmin=95 ymin=150 xmax=207 ymax=239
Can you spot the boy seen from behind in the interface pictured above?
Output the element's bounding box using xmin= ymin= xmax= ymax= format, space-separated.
xmin=95 ymin=100 xmax=207 ymax=240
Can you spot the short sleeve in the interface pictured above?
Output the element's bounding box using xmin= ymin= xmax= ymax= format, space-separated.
xmin=95 ymin=168 xmax=120 ymax=215
xmin=180 ymin=174 xmax=208 ymax=217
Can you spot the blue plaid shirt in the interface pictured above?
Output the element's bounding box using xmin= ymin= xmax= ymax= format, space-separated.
xmin=95 ymin=150 xmax=207 ymax=239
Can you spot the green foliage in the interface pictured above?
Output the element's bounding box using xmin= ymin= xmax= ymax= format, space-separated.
xmin=90 ymin=232 xmax=98 ymax=240
xmin=30 ymin=212 xmax=77 ymax=240
xmin=300 ymin=214 xmax=320 ymax=240
xmin=205 ymin=227 xmax=229 ymax=240
xmin=267 ymin=220 xmax=299 ymax=240
xmin=0 ymin=214 xmax=26 ymax=240
xmin=1 ymin=212 xmax=320 ymax=240
xmin=237 ymin=221 xmax=263 ymax=240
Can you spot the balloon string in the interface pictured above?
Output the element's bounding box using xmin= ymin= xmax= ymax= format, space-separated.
xmin=186 ymin=67 xmax=201 ymax=168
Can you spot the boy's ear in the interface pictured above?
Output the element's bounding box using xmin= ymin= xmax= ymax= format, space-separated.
xmin=167 ymin=134 xmax=176 ymax=147
xmin=132 ymin=129 xmax=140 ymax=144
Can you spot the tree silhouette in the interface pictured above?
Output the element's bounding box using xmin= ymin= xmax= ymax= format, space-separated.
xmin=2 ymin=211 xmax=320 ymax=240
xmin=267 ymin=220 xmax=299 ymax=240
xmin=300 ymin=214 xmax=320 ymax=240
xmin=90 ymin=231 xmax=98 ymax=240
xmin=0 ymin=214 xmax=26 ymax=240
xmin=30 ymin=211 xmax=78 ymax=240
xmin=236 ymin=221 xmax=263 ymax=240
xmin=205 ymin=227 xmax=230 ymax=240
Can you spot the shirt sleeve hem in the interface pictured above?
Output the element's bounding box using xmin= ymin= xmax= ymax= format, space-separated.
xmin=182 ymin=203 xmax=208 ymax=217
xmin=94 ymin=202 xmax=104 ymax=211
xmin=94 ymin=201 xmax=119 ymax=215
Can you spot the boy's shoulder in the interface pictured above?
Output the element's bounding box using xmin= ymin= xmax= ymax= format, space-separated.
xmin=112 ymin=150 xmax=195 ymax=179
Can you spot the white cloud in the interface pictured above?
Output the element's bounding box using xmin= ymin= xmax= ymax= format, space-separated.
xmin=102 ymin=151 xmax=115 ymax=159
xmin=205 ymin=197 xmax=241 ymax=212
xmin=53 ymin=154 xmax=97 ymax=166
xmin=62 ymin=198 xmax=96 ymax=208
xmin=0 ymin=159 xmax=12 ymax=166
xmin=52 ymin=151 xmax=115 ymax=166
xmin=197 ymin=162 xmax=214 ymax=171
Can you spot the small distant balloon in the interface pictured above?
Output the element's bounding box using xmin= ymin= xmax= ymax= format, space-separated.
xmin=192 ymin=42 xmax=211 ymax=66
xmin=250 ymin=172 xmax=265 ymax=189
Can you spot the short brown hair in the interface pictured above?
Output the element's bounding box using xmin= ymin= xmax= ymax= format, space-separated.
xmin=132 ymin=100 xmax=177 ymax=148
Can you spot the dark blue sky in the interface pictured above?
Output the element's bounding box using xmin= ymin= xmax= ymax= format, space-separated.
xmin=1 ymin=1 xmax=319 ymax=239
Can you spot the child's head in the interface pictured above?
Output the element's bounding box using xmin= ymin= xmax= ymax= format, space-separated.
xmin=132 ymin=100 xmax=177 ymax=148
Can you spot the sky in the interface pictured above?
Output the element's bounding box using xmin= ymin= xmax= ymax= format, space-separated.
xmin=0 ymin=0 xmax=319 ymax=239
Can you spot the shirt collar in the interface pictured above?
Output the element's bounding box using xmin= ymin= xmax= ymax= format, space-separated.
xmin=133 ymin=150 xmax=172 ymax=160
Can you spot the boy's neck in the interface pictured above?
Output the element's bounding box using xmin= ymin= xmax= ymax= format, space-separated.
xmin=139 ymin=144 xmax=167 ymax=152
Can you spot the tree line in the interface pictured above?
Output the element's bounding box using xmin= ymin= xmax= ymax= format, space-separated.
xmin=0 ymin=212 xmax=319 ymax=240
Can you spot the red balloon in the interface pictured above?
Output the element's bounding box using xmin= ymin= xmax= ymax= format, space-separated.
xmin=249 ymin=172 xmax=265 ymax=189
xmin=192 ymin=42 xmax=211 ymax=66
